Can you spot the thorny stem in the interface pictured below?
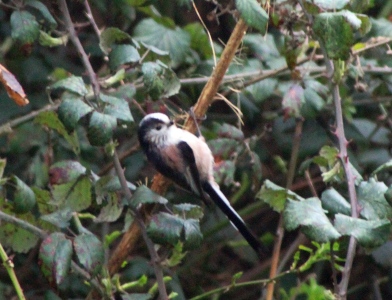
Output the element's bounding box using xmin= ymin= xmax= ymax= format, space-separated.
xmin=113 ymin=152 xmax=168 ymax=300
xmin=297 ymin=0 xmax=359 ymax=296
xmin=266 ymin=118 xmax=303 ymax=300
xmin=58 ymin=0 xmax=100 ymax=99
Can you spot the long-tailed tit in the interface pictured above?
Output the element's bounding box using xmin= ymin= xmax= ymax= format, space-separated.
xmin=138 ymin=112 xmax=265 ymax=257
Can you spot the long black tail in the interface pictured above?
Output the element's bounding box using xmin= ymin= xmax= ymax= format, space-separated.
xmin=202 ymin=181 xmax=266 ymax=259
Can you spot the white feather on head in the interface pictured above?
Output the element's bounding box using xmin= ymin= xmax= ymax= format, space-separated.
xmin=139 ymin=113 xmax=171 ymax=126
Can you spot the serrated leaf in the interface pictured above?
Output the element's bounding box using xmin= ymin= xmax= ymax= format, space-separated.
xmin=334 ymin=214 xmax=391 ymax=248
xmin=245 ymin=78 xmax=278 ymax=104
xmin=53 ymin=239 xmax=72 ymax=285
xmin=184 ymin=22 xmax=213 ymax=59
xmin=257 ymin=180 xmax=304 ymax=212
xmin=51 ymin=176 xmax=92 ymax=212
xmin=100 ymin=27 xmax=133 ymax=54
xmin=39 ymin=233 xmax=68 ymax=282
xmin=173 ymin=203 xmax=204 ymax=219
xmin=313 ymin=11 xmax=370 ymax=60
xmin=35 ymin=111 xmax=80 ymax=153
xmin=48 ymin=76 xmax=88 ymax=96
xmin=235 ymin=0 xmax=268 ymax=34
xmin=130 ymin=185 xmax=168 ymax=207
xmin=141 ymin=61 xmax=180 ymax=99
xmin=121 ymin=294 xmax=152 ymax=300
xmin=305 ymin=0 xmax=350 ymax=10
xmin=182 ymin=219 xmax=203 ymax=249
xmin=212 ymin=123 xmax=244 ymax=140
xmin=11 ymin=11 xmax=39 ymax=44
xmin=321 ymin=188 xmax=351 ymax=216
xmin=95 ymin=175 xmax=135 ymax=205
xmin=9 ymin=175 xmax=36 ymax=214
xmin=100 ymin=94 xmax=133 ymax=122
xmin=26 ymin=0 xmax=57 ymax=29
xmin=0 ymin=212 xmax=40 ymax=253
xmin=40 ymin=208 xmax=73 ymax=228
xmin=87 ymin=111 xmax=117 ymax=146
xmin=58 ymin=94 xmax=93 ymax=132
xmin=109 ymin=44 xmax=140 ymax=71
xmin=95 ymin=197 xmax=123 ymax=223
xmin=134 ymin=18 xmax=190 ymax=66
xmin=147 ymin=212 xmax=184 ymax=245
xmin=357 ymin=179 xmax=392 ymax=220
xmin=283 ymin=197 xmax=341 ymax=242
xmin=49 ymin=160 xmax=87 ymax=185
xmin=73 ymin=234 xmax=104 ymax=276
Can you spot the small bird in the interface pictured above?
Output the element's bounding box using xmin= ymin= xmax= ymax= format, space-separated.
xmin=138 ymin=112 xmax=265 ymax=258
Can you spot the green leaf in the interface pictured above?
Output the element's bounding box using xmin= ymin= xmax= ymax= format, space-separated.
xmin=95 ymin=197 xmax=123 ymax=223
xmin=53 ymin=239 xmax=73 ymax=285
xmin=182 ymin=218 xmax=203 ymax=249
xmin=173 ymin=203 xmax=204 ymax=219
xmin=130 ymin=185 xmax=168 ymax=207
xmin=256 ymin=180 xmax=304 ymax=212
xmin=134 ymin=18 xmax=191 ymax=66
xmin=245 ymin=78 xmax=278 ymax=104
xmin=100 ymin=94 xmax=134 ymax=122
xmin=9 ymin=175 xmax=36 ymax=214
xmin=49 ymin=160 xmax=87 ymax=185
xmin=147 ymin=212 xmax=185 ymax=245
xmin=51 ymin=176 xmax=92 ymax=212
xmin=283 ymin=197 xmax=341 ymax=242
xmin=95 ymin=175 xmax=136 ymax=205
xmin=211 ymin=123 xmax=244 ymax=140
xmin=141 ymin=61 xmax=180 ymax=100
xmin=357 ymin=179 xmax=392 ymax=220
xmin=11 ymin=11 xmax=40 ymax=44
xmin=73 ymin=234 xmax=104 ymax=276
xmin=87 ymin=111 xmax=117 ymax=146
xmin=321 ymin=188 xmax=351 ymax=216
xmin=39 ymin=31 xmax=68 ymax=47
xmin=184 ymin=23 xmax=213 ymax=59
xmin=305 ymin=0 xmax=350 ymax=10
xmin=235 ymin=0 xmax=268 ymax=34
xmin=35 ymin=111 xmax=80 ymax=153
xmin=109 ymin=44 xmax=140 ymax=71
xmin=334 ymin=214 xmax=391 ymax=248
xmin=57 ymin=94 xmax=93 ymax=132
xmin=0 ymin=204 xmax=40 ymax=253
xmin=313 ymin=11 xmax=370 ymax=60
xmin=26 ymin=0 xmax=57 ymax=29
xmin=371 ymin=159 xmax=392 ymax=176
xmin=39 ymin=232 xmax=68 ymax=282
xmin=100 ymin=27 xmax=133 ymax=54
xmin=48 ymin=76 xmax=88 ymax=96
xmin=40 ymin=208 xmax=73 ymax=228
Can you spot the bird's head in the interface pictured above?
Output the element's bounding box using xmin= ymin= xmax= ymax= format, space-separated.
xmin=138 ymin=113 xmax=174 ymax=146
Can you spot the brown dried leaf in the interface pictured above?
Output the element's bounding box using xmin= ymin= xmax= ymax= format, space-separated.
xmin=0 ymin=64 xmax=29 ymax=106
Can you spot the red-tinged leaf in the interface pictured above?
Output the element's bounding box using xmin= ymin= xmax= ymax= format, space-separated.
xmin=53 ymin=239 xmax=73 ymax=285
xmin=39 ymin=232 xmax=68 ymax=283
xmin=73 ymin=234 xmax=104 ymax=276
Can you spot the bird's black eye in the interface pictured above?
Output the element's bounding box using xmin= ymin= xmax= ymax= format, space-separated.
xmin=155 ymin=125 xmax=162 ymax=131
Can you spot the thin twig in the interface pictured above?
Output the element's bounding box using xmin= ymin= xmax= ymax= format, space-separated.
xmin=0 ymin=102 xmax=60 ymax=136
xmin=58 ymin=0 xmax=100 ymax=99
xmin=0 ymin=211 xmax=47 ymax=238
xmin=84 ymin=0 xmax=101 ymax=38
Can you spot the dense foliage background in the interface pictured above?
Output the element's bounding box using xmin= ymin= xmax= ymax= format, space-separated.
xmin=1 ymin=0 xmax=392 ymax=299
